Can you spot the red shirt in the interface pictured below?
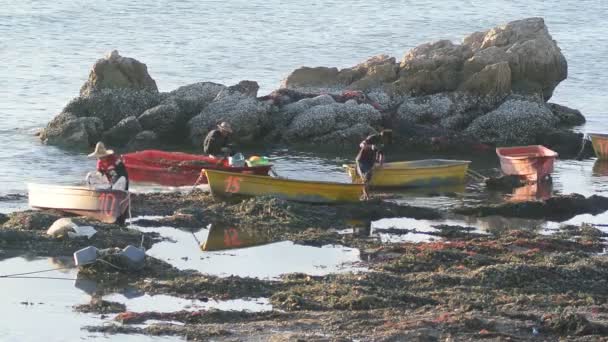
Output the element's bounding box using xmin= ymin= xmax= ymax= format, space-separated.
xmin=96 ymin=154 xmax=120 ymax=174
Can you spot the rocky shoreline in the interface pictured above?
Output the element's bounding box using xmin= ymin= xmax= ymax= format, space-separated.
xmin=39 ymin=17 xmax=589 ymax=157
xmin=2 ymin=191 xmax=608 ymax=340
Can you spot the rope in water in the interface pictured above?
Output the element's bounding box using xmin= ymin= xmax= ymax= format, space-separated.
xmin=0 ymin=266 xmax=74 ymax=278
xmin=467 ymin=169 xmax=487 ymax=181
xmin=0 ymin=254 xmax=127 ymax=280
xmin=4 ymin=276 xmax=77 ymax=281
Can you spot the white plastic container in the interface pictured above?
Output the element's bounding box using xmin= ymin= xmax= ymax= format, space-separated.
xmin=228 ymin=153 xmax=246 ymax=167
xmin=74 ymin=246 xmax=98 ymax=266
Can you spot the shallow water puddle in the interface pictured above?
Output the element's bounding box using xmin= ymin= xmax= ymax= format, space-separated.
xmin=130 ymin=221 xmax=365 ymax=279
xmin=104 ymin=293 xmax=272 ymax=313
xmin=371 ymin=217 xmax=488 ymax=243
xmin=0 ymin=256 xmax=178 ymax=342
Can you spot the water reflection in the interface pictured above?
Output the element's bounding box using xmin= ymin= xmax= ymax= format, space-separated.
xmin=202 ymin=223 xmax=275 ymax=252
xmin=506 ymin=180 xmax=553 ymax=202
xmin=131 ymin=221 xmax=365 ymax=279
xmin=592 ymin=159 xmax=608 ymax=177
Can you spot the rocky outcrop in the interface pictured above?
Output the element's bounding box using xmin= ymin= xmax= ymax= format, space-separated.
xmin=282 ymin=55 xmax=399 ymax=93
xmin=188 ymin=81 xmax=272 ymax=145
xmin=40 ymin=113 xmax=104 ymax=149
xmin=102 ymin=116 xmax=142 ymax=146
xmin=41 ymin=18 xmax=584 ymax=153
xmin=465 ymin=95 xmax=558 ymax=145
xmin=279 ymin=96 xmax=382 ymax=146
xmin=547 ymin=103 xmax=586 ymax=126
xmin=80 ymin=50 xmax=158 ymax=96
xmin=126 ymin=130 xmax=160 ymax=151
xmin=164 ymin=82 xmax=225 ymax=118
xmin=283 ymin=18 xmax=566 ymax=101
xmin=138 ymin=102 xmax=180 ymax=138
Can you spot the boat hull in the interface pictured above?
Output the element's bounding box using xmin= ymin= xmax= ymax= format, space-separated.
xmin=496 ymin=145 xmax=558 ymax=181
xmin=589 ymin=133 xmax=608 ymax=160
xmin=205 ymin=169 xmax=362 ymax=203
xmin=28 ymin=184 xmax=129 ymax=224
xmin=123 ymin=150 xmax=272 ymax=187
xmin=343 ymin=159 xmax=470 ymax=188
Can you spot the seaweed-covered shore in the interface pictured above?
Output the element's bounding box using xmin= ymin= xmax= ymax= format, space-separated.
xmin=2 ymin=191 xmax=608 ymax=340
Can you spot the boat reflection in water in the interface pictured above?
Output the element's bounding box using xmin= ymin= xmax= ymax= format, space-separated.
xmin=592 ymin=160 xmax=608 ymax=177
xmin=507 ymin=180 xmax=553 ymax=203
xmin=201 ymin=223 xmax=276 ymax=252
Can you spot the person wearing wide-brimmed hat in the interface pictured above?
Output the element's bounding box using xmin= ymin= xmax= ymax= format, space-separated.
xmin=86 ymin=142 xmax=129 ymax=191
xmin=203 ymin=121 xmax=234 ymax=158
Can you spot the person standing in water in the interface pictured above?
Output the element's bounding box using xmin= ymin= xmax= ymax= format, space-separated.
xmin=356 ymin=131 xmax=387 ymax=200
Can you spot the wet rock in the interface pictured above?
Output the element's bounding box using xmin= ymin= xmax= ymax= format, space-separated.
xmin=465 ymin=95 xmax=558 ymax=145
xmin=282 ymin=101 xmax=382 ymax=144
xmin=74 ymin=298 xmax=126 ymax=314
xmin=60 ymin=89 xmax=160 ymax=131
xmin=102 ymin=116 xmax=142 ymax=146
xmin=282 ymin=55 xmax=399 ymax=93
xmin=165 ymin=82 xmax=226 ymax=118
xmin=536 ymin=130 xmax=594 ymax=159
xmin=2 ymin=210 xmax=62 ymax=230
xmin=0 ymin=213 xmax=7 ymax=225
xmin=137 ymin=102 xmax=180 ymax=138
xmin=80 ymin=50 xmax=158 ymax=96
xmin=78 ymin=253 xmax=179 ymax=287
xmin=85 ymin=324 xmax=230 ymax=340
xmin=39 ymin=113 xmax=104 ymax=149
xmin=543 ymin=311 xmax=608 ymax=335
xmin=137 ymin=275 xmax=276 ymax=300
xmin=188 ymin=81 xmax=272 ymax=145
xmin=125 ymin=130 xmax=160 ymax=151
xmin=485 ymin=175 xmax=525 ymax=191
xmin=454 ymin=193 xmax=608 ymax=221
xmin=548 ymin=103 xmax=586 ymax=126
xmin=0 ymin=193 xmax=27 ymax=202
xmin=272 ymin=273 xmax=436 ymax=311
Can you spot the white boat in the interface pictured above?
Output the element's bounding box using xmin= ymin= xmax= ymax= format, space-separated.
xmin=28 ymin=183 xmax=130 ymax=224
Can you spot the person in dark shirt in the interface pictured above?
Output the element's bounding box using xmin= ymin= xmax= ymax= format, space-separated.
xmin=356 ymin=132 xmax=386 ymax=200
xmin=203 ymin=122 xmax=233 ymax=157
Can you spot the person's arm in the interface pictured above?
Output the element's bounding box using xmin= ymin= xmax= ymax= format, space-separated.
xmin=377 ymin=150 xmax=385 ymax=165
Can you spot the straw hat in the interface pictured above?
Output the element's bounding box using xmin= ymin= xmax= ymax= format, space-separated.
xmin=88 ymin=142 xmax=114 ymax=158
xmin=217 ymin=122 xmax=233 ymax=133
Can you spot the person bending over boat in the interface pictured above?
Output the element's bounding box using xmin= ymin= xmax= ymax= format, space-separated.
xmin=86 ymin=142 xmax=129 ymax=191
xmin=203 ymin=121 xmax=235 ymax=159
xmin=356 ymin=131 xmax=386 ymax=200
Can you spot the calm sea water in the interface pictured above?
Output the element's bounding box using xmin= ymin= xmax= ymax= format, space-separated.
xmin=2 ymin=0 xmax=608 ymax=202
xmin=2 ymin=2 xmax=608 ymax=339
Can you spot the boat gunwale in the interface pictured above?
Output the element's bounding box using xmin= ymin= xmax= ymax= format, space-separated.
xmin=342 ymin=159 xmax=471 ymax=171
xmin=204 ymin=169 xmax=363 ymax=188
xmin=589 ymin=133 xmax=608 ymax=139
xmin=496 ymin=145 xmax=558 ymax=160
xmin=27 ymin=183 xmax=128 ymax=194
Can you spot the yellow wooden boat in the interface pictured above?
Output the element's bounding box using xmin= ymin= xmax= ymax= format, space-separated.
xmin=204 ymin=169 xmax=362 ymax=203
xmin=342 ymin=159 xmax=471 ymax=188
xmin=589 ymin=133 xmax=608 ymax=159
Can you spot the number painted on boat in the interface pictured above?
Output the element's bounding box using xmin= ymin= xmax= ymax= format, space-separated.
xmin=223 ymin=228 xmax=242 ymax=247
xmin=99 ymin=193 xmax=116 ymax=216
xmin=224 ymin=176 xmax=242 ymax=193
